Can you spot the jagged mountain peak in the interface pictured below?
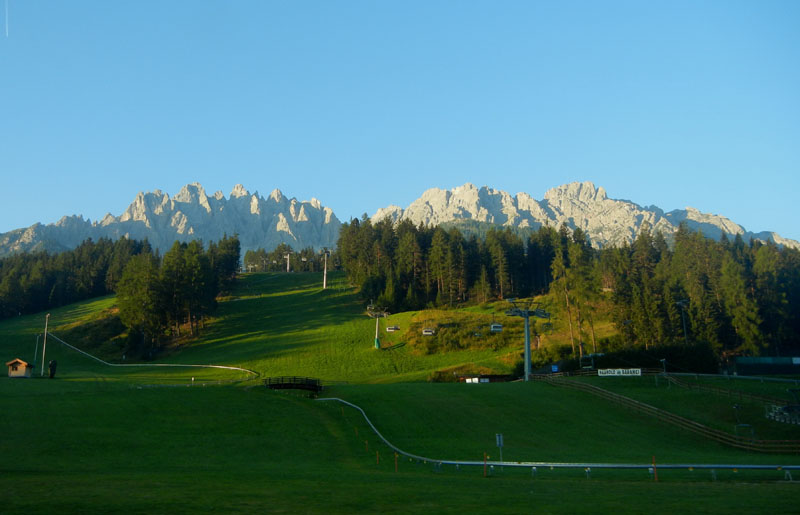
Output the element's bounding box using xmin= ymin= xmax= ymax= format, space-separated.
xmin=0 ymin=183 xmax=341 ymax=257
xmin=372 ymin=183 xmax=798 ymax=250
xmin=269 ymin=189 xmax=285 ymax=203
xmin=544 ymin=181 xmax=607 ymax=202
xmin=230 ymin=184 xmax=249 ymax=198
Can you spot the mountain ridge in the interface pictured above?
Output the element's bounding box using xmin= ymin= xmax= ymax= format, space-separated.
xmin=372 ymin=182 xmax=799 ymax=250
xmin=1 ymin=181 xmax=796 ymax=257
xmin=0 ymin=183 xmax=341 ymax=257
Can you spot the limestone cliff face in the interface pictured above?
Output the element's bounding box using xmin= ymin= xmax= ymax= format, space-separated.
xmin=0 ymin=183 xmax=341 ymax=257
xmin=2 ymin=181 xmax=797 ymax=257
xmin=372 ymin=182 xmax=799 ymax=249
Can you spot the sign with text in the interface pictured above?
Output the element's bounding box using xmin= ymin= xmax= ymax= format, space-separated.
xmin=598 ymin=368 xmax=641 ymax=377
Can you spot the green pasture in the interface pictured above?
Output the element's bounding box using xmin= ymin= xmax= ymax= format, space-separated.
xmin=2 ymin=272 xmax=800 ymax=513
xmin=573 ymin=376 xmax=800 ymax=441
xmin=2 ymin=379 xmax=800 ymax=514
xmin=681 ymin=374 xmax=800 ymax=400
xmin=325 ymin=382 xmax=800 ymax=465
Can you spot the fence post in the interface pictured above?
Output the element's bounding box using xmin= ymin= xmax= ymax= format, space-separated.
xmin=652 ymin=456 xmax=658 ymax=482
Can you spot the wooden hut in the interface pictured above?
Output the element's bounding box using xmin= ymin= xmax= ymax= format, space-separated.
xmin=6 ymin=358 xmax=33 ymax=378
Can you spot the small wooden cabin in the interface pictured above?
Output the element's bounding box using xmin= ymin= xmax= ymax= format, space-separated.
xmin=6 ymin=358 xmax=33 ymax=378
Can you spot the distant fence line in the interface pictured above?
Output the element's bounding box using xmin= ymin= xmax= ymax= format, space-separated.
xmin=533 ymin=374 xmax=800 ymax=454
xmin=664 ymin=374 xmax=788 ymax=405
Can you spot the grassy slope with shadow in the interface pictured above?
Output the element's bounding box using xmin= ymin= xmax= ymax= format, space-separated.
xmin=3 ymin=272 xmax=800 ymax=513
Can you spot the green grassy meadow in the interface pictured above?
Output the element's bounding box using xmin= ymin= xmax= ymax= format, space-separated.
xmin=2 ymin=272 xmax=800 ymax=513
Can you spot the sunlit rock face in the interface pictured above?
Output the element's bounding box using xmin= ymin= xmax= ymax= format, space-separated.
xmin=1 ymin=180 xmax=797 ymax=257
xmin=372 ymin=181 xmax=799 ymax=250
xmin=0 ymin=183 xmax=341 ymax=256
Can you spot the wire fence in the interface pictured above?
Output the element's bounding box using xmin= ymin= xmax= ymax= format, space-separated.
xmin=534 ymin=374 xmax=800 ymax=454
xmin=665 ymin=374 xmax=788 ymax=405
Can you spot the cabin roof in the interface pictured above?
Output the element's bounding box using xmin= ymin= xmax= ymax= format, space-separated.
xmin=6 ymin=358 xmax=31 ymax=367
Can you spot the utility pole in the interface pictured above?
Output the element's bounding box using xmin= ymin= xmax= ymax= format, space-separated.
xmin=505 ymin=299 xmax=550 ymax=381
xmin=322 ymin=249 xmax=330 ymax=289
xmin=40 ymin=313 xmax=50 ymax=377
xmin=285 ymin=252 xmax=292 ymax=273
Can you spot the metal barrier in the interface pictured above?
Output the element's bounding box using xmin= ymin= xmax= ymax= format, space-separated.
xmin=317 ymin=397 xmax=800 ymax=475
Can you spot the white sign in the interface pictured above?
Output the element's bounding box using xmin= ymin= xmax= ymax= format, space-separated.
xmin=496 ymin=433 xmax=504 ymax=448
xmin=598 ymin=368 xmax=641 ymax=377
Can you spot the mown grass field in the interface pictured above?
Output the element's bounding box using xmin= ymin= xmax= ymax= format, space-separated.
xmin=2 ymin=272 xmax=799 ymax=513
xmin=574 ymin=375 xmax=800 ymax=441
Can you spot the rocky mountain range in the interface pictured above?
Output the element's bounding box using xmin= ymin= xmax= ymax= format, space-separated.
xmin=1 ymin=181 xmax=796 ymax=257
xmin=372 ymin=182 xmax=799 ymax=250
xmin=0 ymin=183 xmax=341 ymax=257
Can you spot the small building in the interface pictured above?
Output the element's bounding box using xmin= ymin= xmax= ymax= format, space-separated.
xmin=6 ymin=358 xmax=33 ymax=378
xmin=459 ymin=374 xmax=514 ymax=383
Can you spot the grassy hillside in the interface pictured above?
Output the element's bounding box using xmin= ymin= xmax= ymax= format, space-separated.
xmin=3 ymin=272 xmax=800 ymax=513
xmin=3 ymin=272 xmax=542 ymax=383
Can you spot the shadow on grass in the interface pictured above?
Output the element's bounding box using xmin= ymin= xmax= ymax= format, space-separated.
xmin=174 ymin=272 xmax=365 ymax=363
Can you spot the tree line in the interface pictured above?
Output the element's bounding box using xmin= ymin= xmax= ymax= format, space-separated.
xmin=337 ymin=216 xmax=800 ymax=360
xmin=0 ymin=235 xmax=240 ymax=357
xmin=0 ymin=237 xmax=152 ymax=319
xmin=115 ymin=235 xmax=240 ymax=356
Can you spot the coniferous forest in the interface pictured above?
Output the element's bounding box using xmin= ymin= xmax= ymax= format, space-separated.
xmin=2 ymin=216 xmax=799 ymax=364
xmin=337 ymin=217 xmax=800 ymax=361
xmin=0 ymin=235 xmax=240 ymax=356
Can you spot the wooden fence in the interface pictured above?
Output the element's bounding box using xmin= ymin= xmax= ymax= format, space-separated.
xmin=532 ymin=374 xmax=800 ymax=454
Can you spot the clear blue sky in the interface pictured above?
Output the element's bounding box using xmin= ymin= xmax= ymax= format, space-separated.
xmin=2 ymin=1 xmax=799 ymax=240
